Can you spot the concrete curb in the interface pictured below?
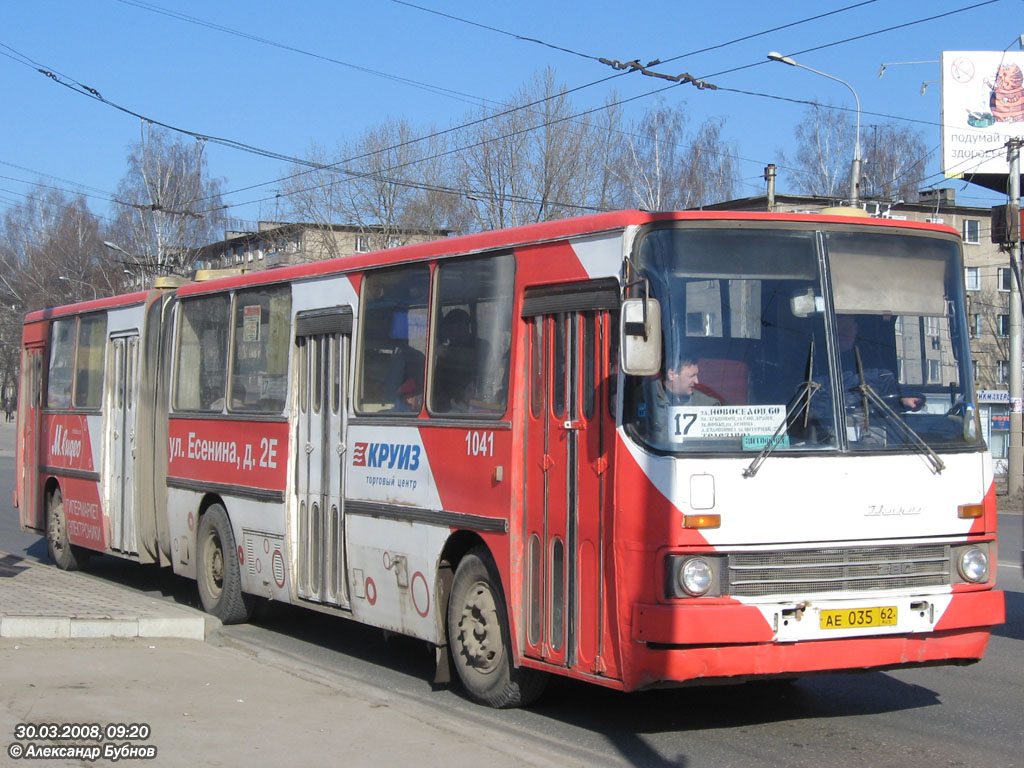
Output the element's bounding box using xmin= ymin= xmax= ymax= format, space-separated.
xmin=0 ymin=550 xmax=209 ymax=641
xmin=0 ymin=613 xmax=206 ymax=640
xmin=0 ymin=615 xmax=203 ymax=640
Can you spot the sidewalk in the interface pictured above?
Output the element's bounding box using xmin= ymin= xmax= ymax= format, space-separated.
xmin=0 ymin=637 xmax=569 ymax=768
xmin=0 ymin=552 xmax=207 ymax=640
xmin=0 ymin=554 xmax=572 ymax=767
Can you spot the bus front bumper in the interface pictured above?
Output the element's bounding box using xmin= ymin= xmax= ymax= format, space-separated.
xmin=625 ymin=589 xmax=1004 ymax=690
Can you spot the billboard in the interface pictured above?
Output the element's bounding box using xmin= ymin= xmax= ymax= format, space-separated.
xmin=941 ymin=50 xmax=1024 ymax=179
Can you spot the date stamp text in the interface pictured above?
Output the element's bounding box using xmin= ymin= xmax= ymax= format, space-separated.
xmin=8 ymin=723 xmax=156 ymax=762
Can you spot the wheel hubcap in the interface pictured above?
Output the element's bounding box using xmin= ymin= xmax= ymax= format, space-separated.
xmin=458 ymin=581 xmax=501 ymax=674
xmin=206 ymin=534 xmax=224 ymax=596
xmin=49 ymin=504 xmax=65 ymax=552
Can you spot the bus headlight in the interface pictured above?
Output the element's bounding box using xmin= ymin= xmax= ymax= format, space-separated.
xmin=957 ymin=547 xmax=989 ymax=583
xmin=680 ymin=558 xmax=713 ymax=596
xmin=665 ymin=554 xmax=725 ymax=598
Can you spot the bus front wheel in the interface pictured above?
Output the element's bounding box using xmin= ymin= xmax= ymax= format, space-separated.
xmin=196 ymin=505 xmax=254 ymax=624
xmin=47 ymin=488 xmax=89 ymax=571
xmin=447 ymin=546 xmax=547 ymax=708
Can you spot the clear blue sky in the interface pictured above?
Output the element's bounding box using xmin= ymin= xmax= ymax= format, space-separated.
xmin=1 ymin=0 xmax=1019 ymax=231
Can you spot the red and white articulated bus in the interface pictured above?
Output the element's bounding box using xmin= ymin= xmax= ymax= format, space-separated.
xmin=15 ymin=210 xmax=1004 ymax=707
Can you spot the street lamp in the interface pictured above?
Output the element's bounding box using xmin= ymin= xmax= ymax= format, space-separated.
xmin=104 ymin=241 xmax=145 ymax=288
xmin=103 ymin=240 xmax=134 ymax=260
xmin=58 ymin=275 xmax=97 ymax=300
xmin=768 ymin=51 xmax=863 ymax=205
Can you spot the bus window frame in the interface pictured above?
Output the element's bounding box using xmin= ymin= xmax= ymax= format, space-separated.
xmin=171 ymin=292 xmax=232 ymax=415
xmin=225 ymin=283 xmax=292 ymax=416
xmin=44 ymin=316 xmax=78 ymax=411
xmin=354 ymin=262 xmax=432 ymax=417
xmin=427 ymin=252 xmax=516 ymax=420
xmin=73 ymin=312 xmax=108 ymax=411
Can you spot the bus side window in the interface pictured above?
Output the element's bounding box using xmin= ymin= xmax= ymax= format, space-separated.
xmin=356 ymin=265 xmax=429 ymax=414
xmin=228 ymin=286 xmax=291 ymax=413
xmin=46 ymin=318 xmax=77 ymax=410
xmin=428 ymin=253 xmax=514 ymax=417
xmin=174 ymin=294 xmax=230 ymax=412
xmin=73 ymin=313 xmax=107 ymax=409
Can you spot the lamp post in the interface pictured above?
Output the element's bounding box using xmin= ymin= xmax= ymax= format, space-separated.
xmin=104 ymin=241 xmax=143 ymax=288
xmin=58 ymin=275 xmax=97 ymax=300
xmin=103 ymin=240 xmax=134 ymax=261
xmin=768 ymin=52 xmax=863 ymax=205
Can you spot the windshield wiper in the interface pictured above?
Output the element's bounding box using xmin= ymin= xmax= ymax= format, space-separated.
xmin=852 ymin=347 xmax=945 ymax=475
xmin=744 ymin=341 xmax=821 ymax=479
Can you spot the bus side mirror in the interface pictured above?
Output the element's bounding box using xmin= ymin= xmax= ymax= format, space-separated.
xmin=620 ymin=298 xmax=661 ymax=376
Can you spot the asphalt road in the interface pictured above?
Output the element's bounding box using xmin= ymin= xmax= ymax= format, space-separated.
xmin=2 ymin=443 xmax=1021 ymax=767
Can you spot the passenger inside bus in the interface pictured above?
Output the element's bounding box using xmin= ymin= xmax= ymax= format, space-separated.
xmin=432 ymin=308 xmax=488 ymax=414
xmin=359 ymin=308 xmax=425 ymax=412
xmin=393 ymin=377 xmax=423 ymax=413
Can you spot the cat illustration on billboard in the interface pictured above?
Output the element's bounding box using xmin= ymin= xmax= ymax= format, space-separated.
xmin=984 ymin=63 xmax=1024 ymax=123
xmin=964 ymin=62 xmax=1024 ymax=127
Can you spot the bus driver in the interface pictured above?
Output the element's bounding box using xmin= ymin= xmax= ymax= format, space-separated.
xmin=645 ymin=356 xmax=721 ymax=445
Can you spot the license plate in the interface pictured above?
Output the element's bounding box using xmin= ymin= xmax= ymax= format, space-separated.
xmin=819 ymin=606 xmax=898 ymax=630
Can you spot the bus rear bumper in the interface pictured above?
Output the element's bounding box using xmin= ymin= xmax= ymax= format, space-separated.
xmin=626 ymin=590 xmax=1004 ymax=691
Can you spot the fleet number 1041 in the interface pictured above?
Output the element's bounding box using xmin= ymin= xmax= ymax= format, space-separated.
xmin=466 ymin=431 xmax=494 ymax=457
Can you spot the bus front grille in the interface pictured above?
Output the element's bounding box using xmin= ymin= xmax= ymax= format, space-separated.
xmin=727 ymin=544 xmax=951 ymax=597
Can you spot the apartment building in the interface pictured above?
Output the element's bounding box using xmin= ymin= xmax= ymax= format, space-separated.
xmin=195 ymin=221 xmax=452 ymax=272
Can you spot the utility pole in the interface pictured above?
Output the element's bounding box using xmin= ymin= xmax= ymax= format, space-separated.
xmin=764 ymin=164 xmax=777 ymax=212
xmin=1007 ymin=138 xmax=1023 ymax=496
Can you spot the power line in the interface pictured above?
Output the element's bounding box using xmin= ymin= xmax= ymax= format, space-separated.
xmin=101 ymin=0 xmax=885 ymax=205
xmin=113 ymin=0 xmax=489 ymax=108
xmin=0 ymin=160 xmax=113 ymax=200
xmin=388 ymin=0 xmax=605 ymax=63
xmin=199 ymin=0 xmax=1009 ymax=212
xmin=704 ymin=0 xmax=1001 ymax=80
xmin=2 ymin=2 xmax=1010 ymax=222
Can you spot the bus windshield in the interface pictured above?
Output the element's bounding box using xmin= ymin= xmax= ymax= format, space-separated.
xmin=624 ymin=225 xmax=983 ymax=455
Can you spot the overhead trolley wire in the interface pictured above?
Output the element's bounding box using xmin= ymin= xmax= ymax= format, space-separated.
xmin=3 ymin=1 xmax=1007 ymax=219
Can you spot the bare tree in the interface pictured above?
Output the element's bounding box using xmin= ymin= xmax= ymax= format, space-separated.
xmin=109 ymin=123 xmax=225 ymax=278
xmin=611 ymin=105 xmax=686 ymax=211
xmin=860 ymin=122 xmax=929 ymax=203
xmin=283 ymin=72 xmax=736 ymax=240
xmin=0 ymin=185 xmax=110 ymax=307
xmin=0 ymin=185 xmax=109 ymax=395
xmin=453 ymin=82 xmax=538 ymax=230
xmin=607 ymin=103 xmax=738 ymax=210
xmin=784 ymin=105 xmax=928 ymax=202
xmin=783 ymin=103 xmax=855 ymax=198
xmin=678 ymin=117 xmax=739 ymax=208
xmin=282 ymin=119 xmax=464 ymax=257
xmin=453 ymin=68 xmax=621 ymax=229
xmin=970 ymin=287 xmax=1011 ymax=390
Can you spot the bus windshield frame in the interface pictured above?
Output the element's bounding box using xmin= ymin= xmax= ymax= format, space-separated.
xmin=623 ymin=221 xmax=983 ymax=457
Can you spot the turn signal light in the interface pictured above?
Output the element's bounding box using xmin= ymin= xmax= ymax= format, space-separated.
xmin=683 ymin=514 xmax=721 ymax=529
xmin=957 ymin=503 xmax=984 ymax=519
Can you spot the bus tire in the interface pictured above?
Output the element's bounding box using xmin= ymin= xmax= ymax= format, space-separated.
xmin=47 ymin=488 xmax=89 ymax=571
xmin=196 ymin=505 xmax=254 ymax=624
xmin=447 ymin=546 xmax=547 ymax=708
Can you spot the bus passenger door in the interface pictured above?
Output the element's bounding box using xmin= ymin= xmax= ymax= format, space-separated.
xmin=109 ymin=333 xmax=140 ymax=554
xmin=524 ymin=304 xmax=612 ymax=674
xmin=18 ymin=345 xmax=46 ymax=531
xmin=294 ymin=308 xmax=352 ymax=609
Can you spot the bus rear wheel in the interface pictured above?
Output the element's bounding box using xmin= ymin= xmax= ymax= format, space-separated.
xmin=447 ymin=547 xmax=547 ymax=708
xmin=196 ymin=505 xmax=254 ymax=624
xmin=47 ymin=488 xmax=89 ymax=571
